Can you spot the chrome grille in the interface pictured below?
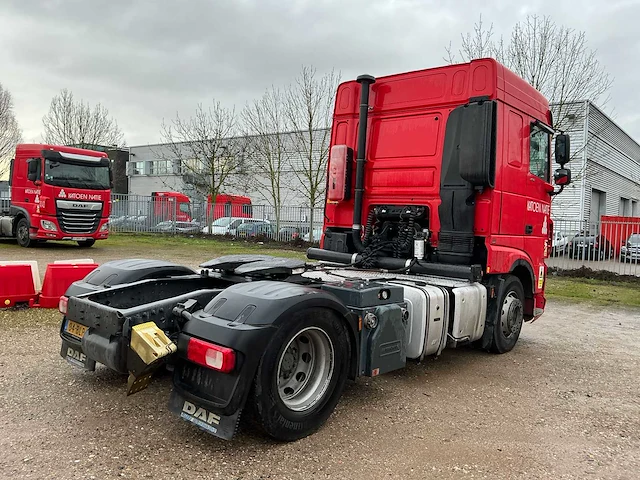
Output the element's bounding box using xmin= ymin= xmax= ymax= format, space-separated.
xmin=57 ymin=208 xmax=101 ymax=234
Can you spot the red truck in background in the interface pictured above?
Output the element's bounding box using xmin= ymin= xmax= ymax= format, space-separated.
xmin=151 ymin=191 xmax=252 ymax=223
xmin=151 ymin=191 xmax=193 ymax=222
xmin=206 ymin=193 xmax=252 ymax=220
xmin=0 ymin=144 xmax=111 ymax=248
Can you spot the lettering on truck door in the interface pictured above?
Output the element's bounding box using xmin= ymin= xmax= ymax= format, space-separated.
xmin=524 ymin=122 xmax=552 ymax=291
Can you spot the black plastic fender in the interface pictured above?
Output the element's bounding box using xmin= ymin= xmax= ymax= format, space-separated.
xmin=64 ymin=258 xmax=197 ymax=297
xmin=172 ymin=280 xmax=359 ymax=417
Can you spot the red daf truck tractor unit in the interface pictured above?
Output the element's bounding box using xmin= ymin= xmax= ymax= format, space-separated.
xmin=0 ymin=144 xmax=112 ymax=248
xmin=57 ymin=59 xmax=571 ymax=442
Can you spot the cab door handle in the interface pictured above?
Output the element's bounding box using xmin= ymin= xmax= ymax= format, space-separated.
xmin=525 ymin=225 xmax=533 ymax=234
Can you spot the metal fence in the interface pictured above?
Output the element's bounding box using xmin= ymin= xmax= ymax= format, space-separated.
xmin=109 ymin=194 xmax=325 ymax=243
xmin=546 ymin=218 xmax=640 ymax=277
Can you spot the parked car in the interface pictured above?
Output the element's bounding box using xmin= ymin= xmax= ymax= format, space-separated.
xmin=303 ymin=228 xmax=323 ymax=243
xmin=551 ymin=231 xmax=569 ymax=256
xmin=152 ymin=221 xmax=202 ymax=234
xmin=277 ymin=225 xmax=310 ymax=242
xmin=200 ymin=217 xmax=268 ymax=236
xmin=568 ymin=231 xmax=614 ymax=261
xmin=236 ymin=221 xmax=274 ymax=238
xmin=620 ymin=233 xmax=640 ymax=263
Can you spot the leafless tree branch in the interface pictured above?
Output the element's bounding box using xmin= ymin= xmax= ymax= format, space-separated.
xmin=42 ymin=89 xmax=124 ymax=148
xmin=242 ymin=86 xmax=290 ymax=231
xmin=445 ymin=14 xmax=612 ymax=131
xmin=157 ymin=100 xmax=243 ymax=231
xmin=0 ymin=83 xmax=22 ymax=178
xmin=285 ymin=66 xmax=340 ymax=241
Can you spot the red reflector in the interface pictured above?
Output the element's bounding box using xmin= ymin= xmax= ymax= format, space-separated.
xmin=187 ymin=337 xmax=235 ymax=373
xmin=59 ymin=295 xmax=69 ymax=315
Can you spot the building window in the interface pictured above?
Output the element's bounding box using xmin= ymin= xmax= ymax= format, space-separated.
xmin=154 ymin=160 xmax=172 ymax=175
xmin=632 ymin=200 xmax=639 ymax=217
xmin=529 ymin=124 xmax=550 ymax=181
xmin=619 ymin=197 xmax=631 ymax=216
xmin=133 ymin=161 xmax=144 ymax=175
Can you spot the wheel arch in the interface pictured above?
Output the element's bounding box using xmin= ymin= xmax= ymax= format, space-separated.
xmin=509 ymin=259 xmax=534 ymax=319
xmin=10 ymin=207 xmax=30 ymax=237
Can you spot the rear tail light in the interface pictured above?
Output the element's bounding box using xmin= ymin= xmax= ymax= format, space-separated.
xmin=187 ymin=337 xmax=235 ymax=373
xmin=59 ymin=295 xmax=69 ymax=315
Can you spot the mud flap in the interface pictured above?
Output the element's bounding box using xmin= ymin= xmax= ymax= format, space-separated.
xmin=480 ymin=276 xmax=505 ymax=350
xmin=60 ymin=339 xmax=96 ymax=371
xmin=168 ymin=390 xmax=242 ymax=441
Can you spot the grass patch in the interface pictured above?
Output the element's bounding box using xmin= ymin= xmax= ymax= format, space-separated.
xmin=546 ymin=277 xmax=640 ymax=308
xmin=103 ymin=233 xmax=308 ymax=259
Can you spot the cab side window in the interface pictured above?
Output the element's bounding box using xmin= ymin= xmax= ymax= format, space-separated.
xmin=529 ymin=124 xmax=550 ymax=181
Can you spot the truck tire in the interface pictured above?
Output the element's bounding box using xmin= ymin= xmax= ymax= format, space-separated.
xmin=247 ymin=308 xmax=350 ymax=442
xmin=16 ymin=218 xmax=34 ymax=248
xmin=77 ymin=239 xmax=95 ymax=248
xmin=488 ymin=275 xmax=524 ymax=354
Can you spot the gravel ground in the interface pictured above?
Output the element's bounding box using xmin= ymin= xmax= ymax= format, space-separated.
xmin=1 ymin=243 xmax=639 ymax=479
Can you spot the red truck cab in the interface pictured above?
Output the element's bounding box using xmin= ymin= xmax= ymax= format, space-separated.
xmin=206 ymin=193 xmax=252 ymax=220
xmin=320 ymin=58 xmax=571 ymax=321
xmin=0 ymin=144 xmax=111 ymax=248
xmin=151 ymin=191 xmax=192 ymax=222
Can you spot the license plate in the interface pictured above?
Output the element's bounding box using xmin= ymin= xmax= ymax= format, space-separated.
xmin=65 ymin=320 xmax=88 ymax=338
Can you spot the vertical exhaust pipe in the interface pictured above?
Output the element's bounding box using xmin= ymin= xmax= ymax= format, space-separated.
xmin=352 ymin=74 xmax=376 ymax=252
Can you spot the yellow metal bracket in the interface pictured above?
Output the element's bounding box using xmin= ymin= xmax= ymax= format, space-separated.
xmin=126 ymin=322 xmax=177 ymax=396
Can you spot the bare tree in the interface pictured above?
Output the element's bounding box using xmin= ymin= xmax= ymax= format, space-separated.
xmin=158 ymin=101 xmax=241 ymax=232
xmin=42 ymin=88 xmax=124 ymax=148
xmin=0 ymin=83 xmax=22 ymax=178
xmin=242 ymin=86 xmax=290 ymax=233
xmin=285 ymin=66 xmax=340 ymax=242
xmin=445 ymin=14 xmax=612 ymax=131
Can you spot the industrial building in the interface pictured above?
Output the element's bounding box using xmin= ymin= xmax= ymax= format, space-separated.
xmin=551 ymin=101 xmax=640 ymax=225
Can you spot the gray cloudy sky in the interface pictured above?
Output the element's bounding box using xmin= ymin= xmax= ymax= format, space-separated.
xmin=1 ymin=0 xmax=639 ymax=147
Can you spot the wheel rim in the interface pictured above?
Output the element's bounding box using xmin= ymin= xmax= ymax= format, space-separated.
xmin=17 ymin=224 xmax=29 ymax=244
xmin=500 ymin=291 xmax=523 ymax=338
xmin=277 ymin=326 xmax=335 ymax=412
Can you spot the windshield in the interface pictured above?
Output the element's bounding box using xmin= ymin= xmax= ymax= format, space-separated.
xmin=44 ymin=159 xmax=110 ymax=190
xmin=211 ymin=217 xmax=232 ymax=227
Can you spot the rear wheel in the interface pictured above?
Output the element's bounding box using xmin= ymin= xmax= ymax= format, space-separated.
xmin=486 ymin=275 xmax=525 ymax=354
xmin=247 ymin=308 xmax=350 ymax=441
xmin=77 ymin=239 xmax=95 ymax=248
xmin=16 ymin=218 xmax=34 ymax=248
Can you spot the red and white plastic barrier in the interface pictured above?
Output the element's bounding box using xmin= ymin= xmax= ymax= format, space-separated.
xmin=0 ymin=259 xmax=98 ymax=309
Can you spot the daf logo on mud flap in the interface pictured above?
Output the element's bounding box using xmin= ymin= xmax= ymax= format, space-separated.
xmin=67 ymin=347 xmax=86 ymax=363
xmin=182 ymin=401 xmax=220 ymax=425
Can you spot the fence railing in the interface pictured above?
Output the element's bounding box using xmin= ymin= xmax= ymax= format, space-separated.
xmin=109 ymin=194 xmax=325 ymax=243
xmin=546 ymin=218 xmax=640 ymax=277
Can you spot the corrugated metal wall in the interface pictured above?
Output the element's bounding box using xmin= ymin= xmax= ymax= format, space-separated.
xmin=550 ymin=101 xmax=587 ymax=222
xmin=584 ymin=103 xmax=640 ymax=223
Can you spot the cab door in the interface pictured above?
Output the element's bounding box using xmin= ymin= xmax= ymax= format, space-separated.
xmin=524 ymin=122 xmax=553 ymax=289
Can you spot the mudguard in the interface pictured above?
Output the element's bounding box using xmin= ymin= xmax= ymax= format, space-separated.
xmin=169 ymin=280 xmax=357 ymax=438
xmin=64 ymin=258 xmax=197 ymax=297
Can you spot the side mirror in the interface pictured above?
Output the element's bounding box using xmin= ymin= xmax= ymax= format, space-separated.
xmin=109 ymin=167 xmax=114 ymax=189
xmin=554 ymin=168 xmax=571 ymax=186
xmin=555 ymin=134 xmax=570 ymax=166
xmin=27 ymin=158 xmax=41 ymax=183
